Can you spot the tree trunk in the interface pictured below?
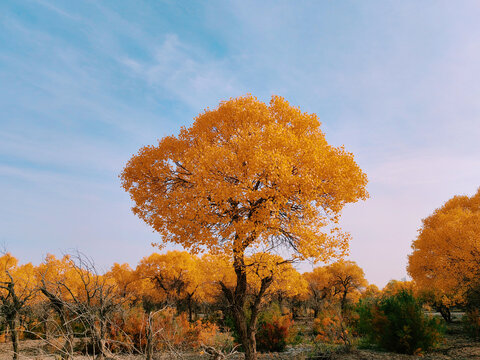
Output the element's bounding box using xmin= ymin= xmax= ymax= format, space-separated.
xmin=187 ymin=295 xmax=193 ymax=322
xmin=99 ymin=323 xmax=109 ymax=360
xmin=93 ymin=321 xmax=110 ymax=360
xmin=437 ymin=305 xmax=452 ymax=323
xmin=233 ymin=252 xmax=257 ymax=360
xmin=220 ymin=249 xmax=273 ymax=360
xmin=244 ymin=329 xmax=257 ymax=360
xmin=219 ymin=250 xmax=259 ymax=360
xmin=232 ymin=304 xmax=256 ymax=360
xmin=291 ymin=304 xmax=298 ymax=319
xmin=278 ymin=295 xmax=284 ymax=314
xmin=146 ymin=312 xmax=154 ymax=360
xmin=341 ymin=289 xmax=348 ymax=315
xmin=63 ymin=334 xmax=75 ymax=360
xmin=8 ymin=317 xmax=19 ymax=360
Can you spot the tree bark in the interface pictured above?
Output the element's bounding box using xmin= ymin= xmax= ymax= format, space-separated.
xmin=221 ymin=249 xmax=273 ymax=360
xmin=232 ymin=251 xmax=254 ymax=360
xmin=221 ymin=250 xmax=257 ymax=360
xmin=7 ymin=317 xmax=19 ymax=360
xmin=55 ymin=304 xmax=74 ymax=359
xmin=341 ymin=289 xmax=348 ymax=315
xmin=91 ymin=319 xmax=110 ymax=360
xmin=97 ymin=320 xmax=109 ymax=360
xmin=232 ymin=304 xmax=256 ymax=360
xmin=187 ymin=295 xmax=193 ymax=322
xmin=291 ymin=302 xmax=298 ymax=319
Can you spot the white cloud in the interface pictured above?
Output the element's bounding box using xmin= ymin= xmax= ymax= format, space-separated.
xmin=122 ymin=34 xmax=243 ymax=110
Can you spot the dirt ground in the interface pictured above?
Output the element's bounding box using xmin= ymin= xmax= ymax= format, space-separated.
xmin=1 ymin=321 xmax=480 ymax=360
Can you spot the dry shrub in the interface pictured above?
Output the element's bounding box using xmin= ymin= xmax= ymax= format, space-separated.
xmin=313 ymin=307 xmax=354 ymax=346
xmin=109 ymin=306 xmax=146 ymax=352
xmin=167 ymin=312 xmax=219 ymax=350
xmin=109 ymin=306 xmax=221 ymax=353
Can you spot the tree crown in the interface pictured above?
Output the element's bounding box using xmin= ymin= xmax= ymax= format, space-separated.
xmin=121 ymin=95 xmax=368 ymax=262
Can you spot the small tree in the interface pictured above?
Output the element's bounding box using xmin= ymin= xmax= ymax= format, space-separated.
xmin=66 ymin=252 xmax=123 ymax=360
xmin=304 ymin=266 xmax=332 ymax=318
xmin=36 ymin=254 xmax=78 ymax=359
xmin=37 ymin=252 xmax=124 ymax=360
xmin=304 ymin=260 xmax=367 ymax=318
xmin=136 ymin=251 xmax=202 ymax=321
xmin=0 ymin=254 xmax=37 ymax=360
xmin=327 ymin=260 xmax=367 ymax=314
xmin=121 ymin=95 xmax=368 ymax=359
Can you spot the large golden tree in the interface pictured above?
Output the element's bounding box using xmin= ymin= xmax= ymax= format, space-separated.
xmin=408 ymin=188 xmax=480 ymax=321
xmin=121 ymin=95 xmax=367 ymax=359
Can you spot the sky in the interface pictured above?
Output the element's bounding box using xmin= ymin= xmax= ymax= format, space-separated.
xmin=1 ymin=0 xmax=480 ymax=287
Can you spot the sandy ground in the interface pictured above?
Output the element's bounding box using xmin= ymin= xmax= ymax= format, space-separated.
xmin=1 ymin=322 xmax=480 ymax=360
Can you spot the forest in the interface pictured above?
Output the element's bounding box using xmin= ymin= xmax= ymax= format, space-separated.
xmin=2 ymin=96 xmax=480 ymax=360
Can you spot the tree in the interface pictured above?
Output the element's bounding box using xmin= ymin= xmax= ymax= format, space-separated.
xmin=107 ymin=262 xmax=139 ymax=300
xmin=242 ymin=253 xmax=308 ymax=305
xmin=37 ymin=252 xmax=124 ymax=360
xmin=361 ymin=284 xmax=381 ymax=300
xmin=36 ymin=254 xmax=78 ymax=359
xmin=255 ymin=254 xmax=308 ymax=314
xmin=355 ymin=290 xmax=443 ymax=354
xmin=381 ymin=280 xmax=414 ymax=297
xmin=121 ymin=95 xmax=368 ymax=359
xmin=327 ymin=260 xmax=367 ymax=313
xmin=305 ymin=261 xmax=366 ymax=348
xmin=407 ymin=188 xmax=480 ymax=319
xmin=416 ymin=288 xmax=458 ymax=323
xmin=136 ymin=251 xmax=202 ymax=321
xmin=304 ymin=266 xmax=332 ymax=318
xmin=304 ymin=260 xmax=367 ymax=317
xmin=0 ymin=254 xmax=37 ymax=360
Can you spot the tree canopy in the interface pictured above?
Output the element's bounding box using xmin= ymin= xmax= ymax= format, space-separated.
xmin=121 ymin=95 xmax=368 ymax=261
xmin=408 ymin=188 xmax=480 ymax=307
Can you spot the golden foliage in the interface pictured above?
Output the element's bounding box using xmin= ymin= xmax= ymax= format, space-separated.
xmin=121 ymin=95 xmax=368 ymax=262
xmin=0 ymin=253 xmax=37 ymax=303
xmin=245 ymin=253 xmax=308 ymax=299
xmin=136 ymin=251 xmax=204 ymax=304
xmin=407 ymin=188 xmax=480 ymax=305
xmin=304 ymin=260 xmax=367 ymax=306
xmin=199 ymin=252 xmax=308 ymax=301
xmin=361 ymin=284 xmax=381 ymax=299
xmin=382 ymin=280 xmax=415 ymax=297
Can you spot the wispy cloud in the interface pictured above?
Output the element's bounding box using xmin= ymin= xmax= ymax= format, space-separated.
xmin=122 ymin=34 xmax=243 ymax=110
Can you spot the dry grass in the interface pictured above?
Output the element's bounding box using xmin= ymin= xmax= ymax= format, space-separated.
xmin=2 ymin=320 xmax=480 ymax=360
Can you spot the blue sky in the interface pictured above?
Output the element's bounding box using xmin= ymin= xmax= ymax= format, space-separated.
xmin=1 ymin=0 xmax=480 ymax=286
